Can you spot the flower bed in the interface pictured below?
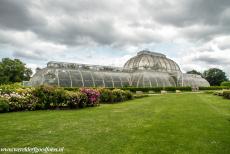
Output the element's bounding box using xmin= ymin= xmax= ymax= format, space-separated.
xmin=0 ymin=85 xmax=133 ymax=113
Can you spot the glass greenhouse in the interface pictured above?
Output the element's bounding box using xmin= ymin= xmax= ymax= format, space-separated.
xmin=24 ymin=50 xmax=210 ymax=88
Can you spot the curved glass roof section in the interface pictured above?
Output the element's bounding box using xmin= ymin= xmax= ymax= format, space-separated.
xmin=124 ymin=50 xmax=181 ymax=72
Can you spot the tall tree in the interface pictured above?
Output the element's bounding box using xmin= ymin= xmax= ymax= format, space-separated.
xmin=187 ymin=70 xmax=202 ymax=76
xmin=203 ymin=68 xmax=228 ymax=86
xmin=0 ymin=58 xmax=33 ymax=84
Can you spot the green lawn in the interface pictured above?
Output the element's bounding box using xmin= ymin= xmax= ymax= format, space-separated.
xmin=0 ymin=93 xmax=230 ymax=154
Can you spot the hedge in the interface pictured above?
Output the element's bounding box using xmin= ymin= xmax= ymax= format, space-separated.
xmin=221 ymin=82 xmax=230 ymax=87
xmin=199 ymin=86 xmax=230 ymax=90
xmin=117 ymin=87 xmax=192 ymax=93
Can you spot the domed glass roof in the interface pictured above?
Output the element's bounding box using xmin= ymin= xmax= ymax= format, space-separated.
xmin=123 ymin=50 xmax=181 ymax=72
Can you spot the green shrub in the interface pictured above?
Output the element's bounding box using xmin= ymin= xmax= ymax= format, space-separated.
xmin=112 ymin=89 xmax=125 ymax=102
xmin=124 ymin=90 xmax=133 ymax=100
xmin=199 ymin=86 xmax=229 ymax=90
xmin=175 ymin=87 xmax=192 ymax=91
xmin=213 ymin=91 xmax=223 ymax=96
xmin=120 ymin=87 xmax=163 ymax=93
xmin=221 ymin=82 xmax=230 ymax=87
xmin=65 ymin=91 xmax=88 ymax=108
xmin=111 ymin=89 xmax=133 ymax=102
xmin=98 ymin=88 xmax=113 ymax=103
xmin=119 ymin=87 xmax=191 ymax=93
xmin=0 ymin=99 xmax=9 ymax=113
xmin=63 ymin=87 xmax=79 ymax=91
xmin=33 ymin=85 xmax=60 ymax=109
xmin=53 ymin=88 xmax=67 ymax=108
xmin=98 ymin=88 xmax=133 ymax=103
xmin=223 ymin=90 xmax=230 ymax=99
xmin=164 ymin=87 xmax=176 ymax=92
xmin=0 ymin=83 xmax=23 ymax=94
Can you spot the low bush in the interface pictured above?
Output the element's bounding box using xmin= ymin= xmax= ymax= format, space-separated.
xmin=65 ymin=91 xmax=88 ymax=108
xmin=213 ymin=91 xmax=223 ymax=96
xmin=80 ymin=88 xmax=100 ymax=106
xmin=223 ymin=90 xmax=230 ymax=99
xmin=0 ymin=99 xmax=9 ymax=113
xmin=98 ymin=88 xmax=133 ymax=103
xmin=98 ymin=88 xmax=113 ymax=103
xmin=33 ymin=85 xmax=66 ymax=109
xmin=111 ymin=89 xmax=133 ymax=102
xmin=221 ymin=82 xmax=230 ymax=87
xmin=133 ymin=94 xmax=149 ymax=99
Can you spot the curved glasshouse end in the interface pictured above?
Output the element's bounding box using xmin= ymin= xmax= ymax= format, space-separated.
xmin=25 ymin=50 xmax=210 ymax=88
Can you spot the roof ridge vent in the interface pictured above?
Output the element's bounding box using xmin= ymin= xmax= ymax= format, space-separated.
xmin=137 ymin=50 xmax=166 ymax=57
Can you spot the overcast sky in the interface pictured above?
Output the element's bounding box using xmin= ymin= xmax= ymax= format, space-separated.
xmin=0 ymin=0 xmax=230 ymax=76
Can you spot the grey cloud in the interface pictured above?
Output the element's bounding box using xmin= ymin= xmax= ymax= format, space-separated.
xmin=0 ymin=0 xmax=46 ymax=30
xmin=141 ymin=0 xmax=230 ymax=27
xmin=13 ymin=50 xmax=47 ymax=61
xmin=192 ymin=55 xmax=230 ymax=65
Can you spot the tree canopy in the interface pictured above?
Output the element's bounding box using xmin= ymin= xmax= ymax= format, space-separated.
xmin=203 ymin=68 xmax=228 ymax=86
xmin=186 ymin=70 xmax=203 ymax=76
xmin=0 ymin=58 xmax=32 ymax=84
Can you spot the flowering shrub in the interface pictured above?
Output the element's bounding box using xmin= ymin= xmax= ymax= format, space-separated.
xmin=80 ymin=88 xmax=100 ymax=106
xmin=0 ymin=85 xmax=134 ymax=113
xmin=0 ymin=90 xmax=38 ymax=111
xmin=33 ymin=85 xmax=58 ymax=109
xmin=98 ymin=88 xmax=113 ymax=103
xmin=111 ymin=89 xmax=133 ymax=102
xmin=66 ymin=91 xmax=88 ymax=108
xmin=98 ymin=88 xmax=133 ymax=103
xmin=0 ymin=83 xmax=23 ymax=94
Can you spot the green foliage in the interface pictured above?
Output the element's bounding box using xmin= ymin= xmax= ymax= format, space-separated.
xmin=33 ymin=85 xmax=57 ymax=109
xmin=0 ymin=58 xmax=32 ymax=84
xmin=220 ymin=81 xmax=230 ymax=87
xmin=0 ymin=85 xmax=134 ymax=112
xmin=0 ymin=83 xmax=23 ymax=94
xmin=63 ymin=87 xmax=79 ymax=91
xmin=199 ymin=86 xmax=229 ymax=90
xmin=0 ymin=99 xmax=9 ymax=113
xmin=99 ymin=88 xmax=133 ymax=103
xmin=120 ymin=87 xmax=163 ymax=92
xmin=133 ymin=94 xmax=149 ymax=99
xmin=213 ymin=91 xmax=223 ymax=96
xmin=98 ymin=88 xmax=113 ymax=103
xmin=118 ymin=87 xmax=191 ymax=93
xmin=111 ymin=89 xmax=133 ymax=102
xmin=65 ymin=91 xmax=88 ymax=108
xmin=187 ymin=70 xmax=203 ymax=76
xmin=203 ymin=68 xmax=228 ymax=86
xmin=223 ymin=90 xmax=230 ymax=99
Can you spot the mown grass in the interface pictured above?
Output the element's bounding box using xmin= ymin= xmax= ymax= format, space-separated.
xmin=0 ymin=93 xmax=230 ymax=154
